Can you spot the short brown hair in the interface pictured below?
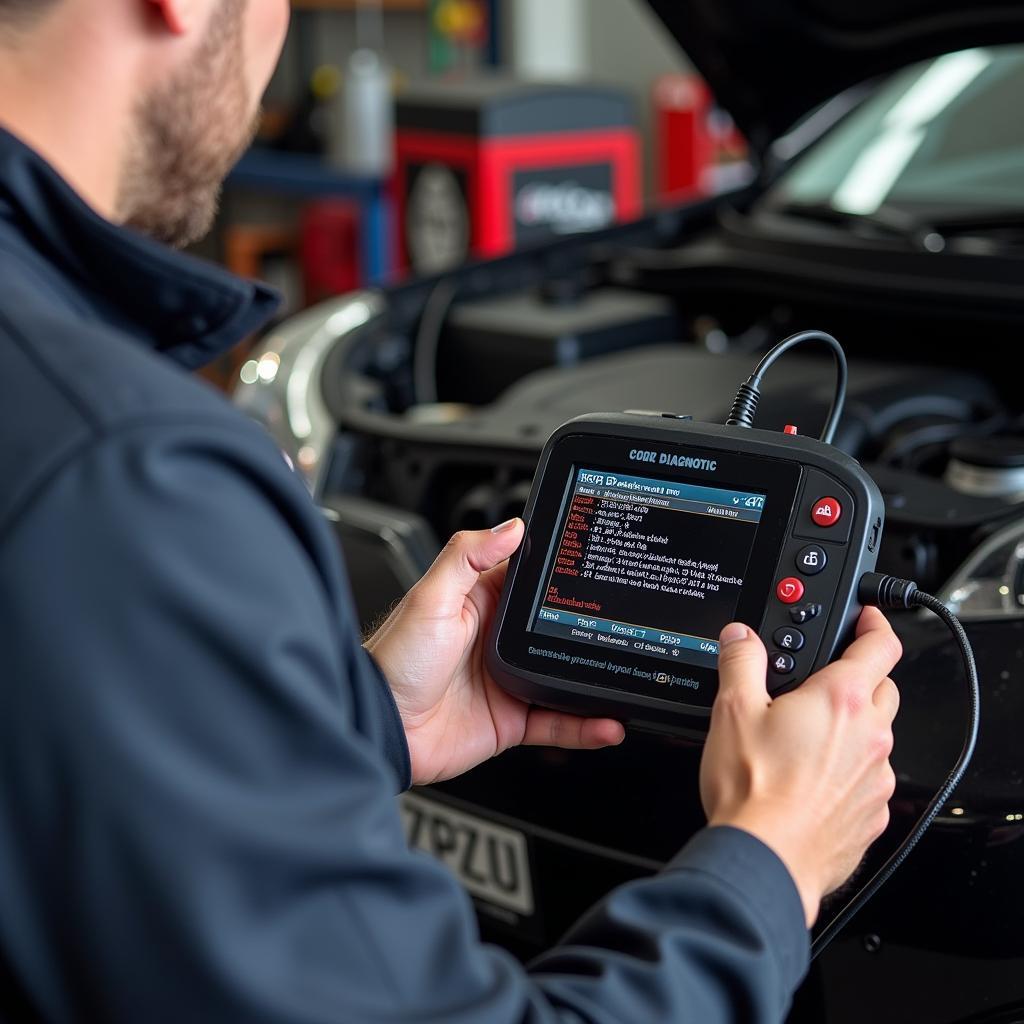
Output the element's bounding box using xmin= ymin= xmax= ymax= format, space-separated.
xmin=0 ymin=0 xmax=62 ymax=26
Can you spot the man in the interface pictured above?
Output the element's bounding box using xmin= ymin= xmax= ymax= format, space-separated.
xmin=0 ymin=1 xmax=901 ymax=1020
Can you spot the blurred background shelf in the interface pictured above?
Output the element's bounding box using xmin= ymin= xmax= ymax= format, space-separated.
xmin=227 ymin=148 xmax=393 ymax=286
xmin=291 ymin=0 xmax=428 ymax=10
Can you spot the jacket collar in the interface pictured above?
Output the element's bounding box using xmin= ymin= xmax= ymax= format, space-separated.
xmin=0 ymin=125 xmax=280 ymax=370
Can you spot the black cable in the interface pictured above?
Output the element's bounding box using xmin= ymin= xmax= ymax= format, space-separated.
xmin=810 ymin=574 xmax=980 ymax=959
xmin=412 ymin=277 xmax=460 ymax=406
xmin=723 ymin=333 xmax=977 ymax=953
xmin=726 ymin=330 xmax=849 ymax=444
xmin=878 ymin=413 xmax=1008 ymax=470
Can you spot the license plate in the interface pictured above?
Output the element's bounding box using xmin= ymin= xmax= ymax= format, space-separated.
xmin=400 ymin=792 xmax=535 ymax=917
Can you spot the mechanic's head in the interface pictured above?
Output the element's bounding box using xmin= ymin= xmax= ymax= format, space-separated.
xmin=0 ymin=0 xmax=290 ymax=247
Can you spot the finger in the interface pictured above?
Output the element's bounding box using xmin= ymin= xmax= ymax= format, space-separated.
xmin=521 ymin=709 xmax=625 ymax=750
xmin=412 ymin=520 xmax=525 ymax=616
xmin=872 ymin=676 xmax=900 ymax=723
xmin=477 ymin=560 xmax=511 ymax=602
xmin=855 ymin=605 xmax=890 ymax=639
xmin=838 ymin=608 xmax=903 ymax=682
xmin=714 ymin=623 xmax=770 ymax=711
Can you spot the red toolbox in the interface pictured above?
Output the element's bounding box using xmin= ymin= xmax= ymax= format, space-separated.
xmin=395 ymin=78 xmax=641 ymax=273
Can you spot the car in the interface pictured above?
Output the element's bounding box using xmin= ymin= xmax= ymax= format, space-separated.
xmin=234 ymin=5 xmax=1024 ymax=1021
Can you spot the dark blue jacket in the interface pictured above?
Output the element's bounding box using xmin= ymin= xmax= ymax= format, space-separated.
xmin=0 ymin=126 xmax=809 ymax=1022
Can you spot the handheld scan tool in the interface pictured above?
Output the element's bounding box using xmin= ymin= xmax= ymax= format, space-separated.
xmin=487 ymin=333 xmax=882 ymax=737
xmin=485 ymin=330 xmax=981 ymax=957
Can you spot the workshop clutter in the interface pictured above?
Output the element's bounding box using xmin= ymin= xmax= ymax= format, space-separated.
xmin=394 ymin=79 xmax=642 ymax=274
xmin=653 ymin=73 xmax=750 ymax=202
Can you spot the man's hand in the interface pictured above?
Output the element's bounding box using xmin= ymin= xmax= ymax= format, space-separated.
xmin=700 ymin=608 xmax=901 ymax=928
xmin=365 ymin=520 xmax=625 ymax=786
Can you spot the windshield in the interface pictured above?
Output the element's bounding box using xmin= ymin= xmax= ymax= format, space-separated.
xmin=768 ymin=46 xmax=1024 ymax=217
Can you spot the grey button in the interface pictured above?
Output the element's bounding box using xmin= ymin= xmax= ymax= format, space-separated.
xmin=773 ymin=627 xmax=805 ymax=652
xmin=790 ymin=602 xmax=822 ymax=624
xmin=796 ymin=544 xmax=827 ymax=575
xmin=771 ymin=651 xmax=796 ymax=674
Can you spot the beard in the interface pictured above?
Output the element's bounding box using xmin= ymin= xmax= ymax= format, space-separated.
xmin=117 ymin=0 xmax=260 ymax=249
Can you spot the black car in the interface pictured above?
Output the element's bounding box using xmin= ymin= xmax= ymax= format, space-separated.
xmin=235 ymin=5 xmax=1024 ymax=1020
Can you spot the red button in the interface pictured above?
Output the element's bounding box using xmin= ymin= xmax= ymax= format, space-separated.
xmin=776 ymin=577 xmax=805 ymax=604
xmin=811 ymin=496 xmax=842 ymax=528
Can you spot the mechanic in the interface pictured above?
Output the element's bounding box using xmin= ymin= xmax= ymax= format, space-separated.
xmin=0 ymin=1 xmax=902 ymax=1021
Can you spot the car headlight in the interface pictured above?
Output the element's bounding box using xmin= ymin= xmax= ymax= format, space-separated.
xmin=233 ymin=291 xmax=384 ymax=492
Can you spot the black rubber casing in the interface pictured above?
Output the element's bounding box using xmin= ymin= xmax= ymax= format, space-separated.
xmin=486 ymin=413 xmax=885 ymax=738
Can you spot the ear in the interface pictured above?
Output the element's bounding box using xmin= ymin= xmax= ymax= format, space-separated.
xmin=146 ymin=0 xmax=204 ymax=36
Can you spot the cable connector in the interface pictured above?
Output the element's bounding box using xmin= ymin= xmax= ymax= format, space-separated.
xmin=724 ymin=329 xmax=848 ymax=444
xmin=725 ymin=377 xmax=761 ymax=431
xmin=859 ymin=571 xmax=919 ymax=610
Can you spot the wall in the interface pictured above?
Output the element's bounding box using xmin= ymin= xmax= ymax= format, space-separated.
xmin=506 ymin=0 xmax=690 ymax=200
xmin=266 ymin=8 xmax=432 ymax=104
xmin=586 ymin=0 xmax=689 ymax=197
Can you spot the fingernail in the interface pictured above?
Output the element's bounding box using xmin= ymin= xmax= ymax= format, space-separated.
xmin=719 ymin=622 xmax=748 ymax=646
xmin=491 ymin=517 xmax=520 ymax=533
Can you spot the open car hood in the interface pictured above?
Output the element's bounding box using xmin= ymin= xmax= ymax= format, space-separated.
xmin=647 ymin=0 xmax=1024 ymax=154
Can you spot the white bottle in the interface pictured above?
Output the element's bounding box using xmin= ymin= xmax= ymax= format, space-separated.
xmin=341 ymin=47 xmax=394 ymax=177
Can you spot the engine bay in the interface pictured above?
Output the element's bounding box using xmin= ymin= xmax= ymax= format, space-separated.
xmin=318 ymin=209 xmax=1024 ymax=629
xmin=225 ymin=195 xmax=1024 ymax=1018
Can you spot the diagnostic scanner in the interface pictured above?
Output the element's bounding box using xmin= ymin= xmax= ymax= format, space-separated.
xmin=486 ymin=410 xmax=884 ymax=738
xmin=486 ymin=332 xmax=981 ymax=962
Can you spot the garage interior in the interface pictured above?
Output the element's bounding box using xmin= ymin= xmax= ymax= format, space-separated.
xmin=2 ymin=1 xmax=1023 ymax=1021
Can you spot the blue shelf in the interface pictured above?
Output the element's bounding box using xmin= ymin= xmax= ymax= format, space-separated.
xmin=227 ymin=147 xmax=393 ymax=285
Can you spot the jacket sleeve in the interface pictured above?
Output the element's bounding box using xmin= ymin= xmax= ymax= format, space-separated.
xmin=0 ymin=419 xmax=808 ymax=1024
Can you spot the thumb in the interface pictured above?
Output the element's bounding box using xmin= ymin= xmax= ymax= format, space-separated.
xmin=413 ymin=519 xmax=525 ymax=616
xmin=715 ymin=623 xmax=769 ymax=709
